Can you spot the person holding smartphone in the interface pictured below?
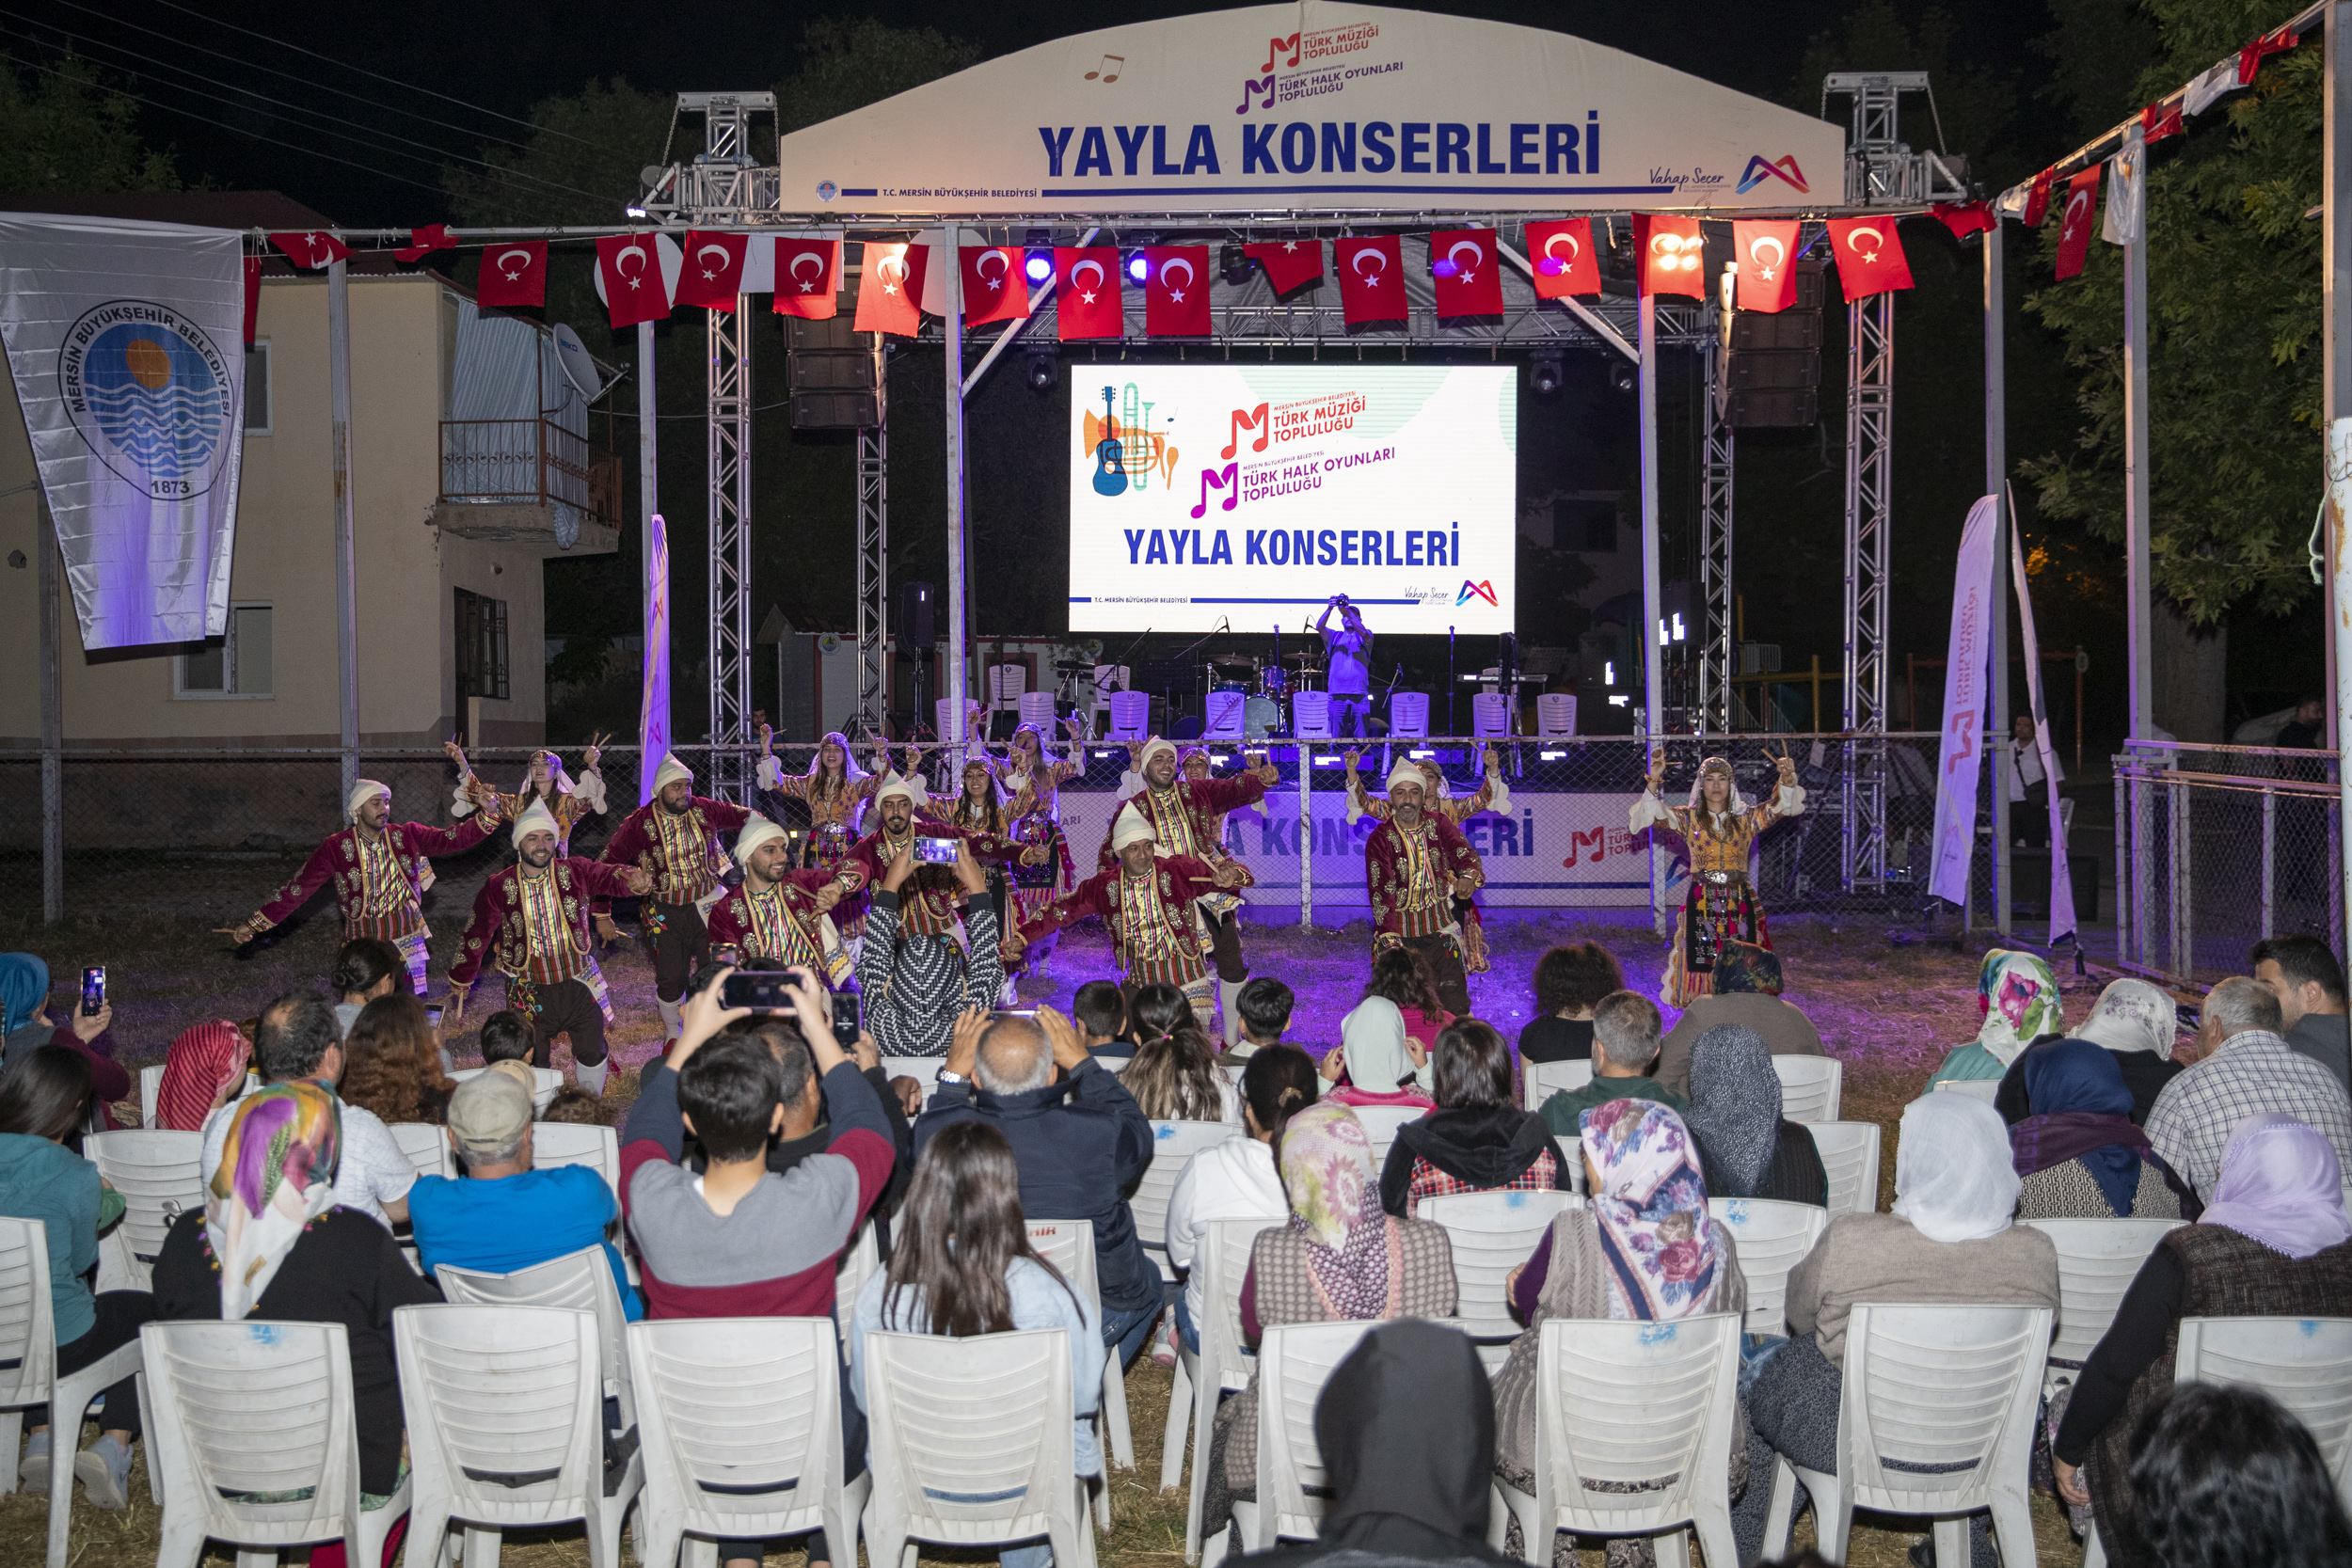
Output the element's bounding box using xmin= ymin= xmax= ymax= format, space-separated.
xmin=857 ymin=835 xmax=1007 ymax=1060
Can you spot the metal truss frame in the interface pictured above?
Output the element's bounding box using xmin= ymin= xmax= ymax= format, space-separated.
xmin=1841 ymin=290 xmax=1894 ymax=891
xmin=1698 ymin=330 xmax=1736 ymax=734
xmin=707 ymin=302 xmax=754 ymax=799
xmin=856 ymin=427 xmax=889 ymax=736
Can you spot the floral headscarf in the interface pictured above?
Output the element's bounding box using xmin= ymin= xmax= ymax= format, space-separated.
xmin=1581 ymin=1100 xmax=1721 ymax=1321
xmin=1709 ymin=941 xmax=1784 ymax=997
xmin=1278 ymin=1102 xmax=1400 ymax=1320
xmin=206 ymin=1083 xmax=341 ymax=1319
xmin=1974 ymin=949 xmax=2065 ymax=1067
xmin=2072 ymin=978 xmax=2179 ymax=1057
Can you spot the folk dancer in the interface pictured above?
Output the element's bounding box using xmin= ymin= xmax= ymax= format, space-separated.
xmin=220 ymin=749 xmax=501 ymax=993
xmin=593 ymin=753 xmax=754 ymax=1039
xmin=1102 ymin=736 xmax=1276 ymax=1044
xmin=452 ymin=740 xmax=608 ymax=853
xmin=1629 ymin=749 xmax=1804 ymax=1006
xmin=754 ymin=725 xmax=908 ymax=878
xmin=1009 ymin=803 xmax=1248 ymax=1033
xmin=705 ymin=816 xmax=864 ymax=986
xmin=942 ymin=754 xmax=1016 ymax=933
xmin=1363 ymin=757 xmax=1487 ymax=1016
xmin=446 ymin=800 xmax=650 ymax=1097
xmin=1345 ymin=745 xmax=1511 ymax=975
xmin=844 ymin=774 xmax=1043 ymax=944
xmin=999 ymin=717 xmax=1088 ymax=976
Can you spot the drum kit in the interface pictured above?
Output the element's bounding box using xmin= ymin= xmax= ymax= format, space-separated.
xmin=1206 ymin=648 xmax=1325 ymax=739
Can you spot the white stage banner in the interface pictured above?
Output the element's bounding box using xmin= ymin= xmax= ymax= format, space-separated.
xmin=1930 ymin=495 xmax=1999 ymax=905
xmin=638 ymin=513 xmax=673 ymax=805
xmin=2009 ymin=511 xmax=2077 ymax=939
xmin=771 ymin=1 xmax=1844 ymax=218
xmin=0 ymin=214 xmax=246 ymax=650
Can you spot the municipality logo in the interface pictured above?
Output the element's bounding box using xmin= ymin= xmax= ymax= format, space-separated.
xmin=58 ymin=301 xmax=234 ymax=501
xmin=1456 ymin=579 xmax=1499 ymax=607
xmin=1735 ymin=155 xmax=1809 ymax=196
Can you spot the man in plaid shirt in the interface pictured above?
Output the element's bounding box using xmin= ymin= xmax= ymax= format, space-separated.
xmin=2144 ymin=975 xmax=2352 ymax=1202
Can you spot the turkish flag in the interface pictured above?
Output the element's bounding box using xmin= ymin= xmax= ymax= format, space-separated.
xmin=1828 ymin=217 xmax=1913 ymax=298
xmin=1731 ymin=221 xmax=1801 ymax=312
xmin=1931 ymin=202 xmax=1996 ymax=240
xmin=1631 ymin=215 xmax=1706 ymax=298
xmin=2240 ymin=24 xmax=2298 ymax=86
xmin=771 ymin=238 xmax=840 ymax=320
xmin=961 ymin=245 xmax=1028 ymax=326
xmin=596 ymin=233 xmax=672 ymax=328
xmin=1143 ymin=245 xmax=1211 ymax=336
xmin=394 ymin=223 xmax=453 ymax=263
xmin=269 ymin=230 xmax=350 ymax=270
xmin=853 ymin=242 xmax=926 ymax=337
xmin=2023 ymin=169 xmax=2054 ymax=227
xmin=477 ymin=241 xmax=547 ymax=309
xmin=1333 ymin=236 xmax=1406 ymax=325
xmin=1523 ymin=219 xmax=1600 ymax=299
xmin=1429 ymin=227 xmax=1503 ymax=316
xmin=1056 ymin=246 xmax=1123 ymax=340
xmin=2142 ymin=100 xmax=2184 ymax=145
xmin=243 ymin=255 xmax=260 ymax=345
xmin=675 ymin=230 xmax=748 ymax=310
xmin=1244 ymin=239 xmax=1323 ymax=294
xmin=2054 ymin=167 xmax=2102 ymax=280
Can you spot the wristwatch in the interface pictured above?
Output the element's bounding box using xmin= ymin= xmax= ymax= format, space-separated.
xmin=936 ymin=1069 xmax=966 ymax=1085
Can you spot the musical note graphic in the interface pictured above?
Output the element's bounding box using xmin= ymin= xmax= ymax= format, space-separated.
xmin=1262 ymin=33 xmax=1301 ymax=71
xmin=1236 ymin=75 xmax=1274 ymax=115
xmin=1189 ymin=462 xmax=1239 ymax=519
xmin=1086 ymin=55 xmax=1124 ymax=82
xmin=1221 ymin=403 xmax=1270 ymax=461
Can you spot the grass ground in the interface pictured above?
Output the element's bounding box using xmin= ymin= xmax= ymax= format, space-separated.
xmin=0 ymin=875 xmax=2123 ymax=1564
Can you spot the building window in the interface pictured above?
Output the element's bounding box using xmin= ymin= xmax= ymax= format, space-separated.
xmin=175 ymin=604 xmax=273 ymax=699
xmin=455 ymin=588 xmax=510 ymax=702
xmin=244 ymin=341 xmax=271 ymax=434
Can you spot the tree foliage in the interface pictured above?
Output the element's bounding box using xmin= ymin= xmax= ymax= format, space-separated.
xmin=0 ymin=53 xmax=177 ymax=193
xmin=775 ymin=20 xmax=984 ymax=137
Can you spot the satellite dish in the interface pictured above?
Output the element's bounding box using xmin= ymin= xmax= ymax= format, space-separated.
xmin=551 ymin=324 xmax=617 ymax=404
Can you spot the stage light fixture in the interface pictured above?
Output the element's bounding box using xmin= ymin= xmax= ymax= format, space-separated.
xmin=1025 ymin=349 xmax=1057 ymax=390
xmin=1530 ymin=349 xmax=1565 ymax=397
xmin=1025 ymin=250 xmax=1053 ymax=284
xmin=1610 ymin=361 xmax=1636 ymax=394
xmin=1432 ymin=257 xmax=1458 ymax=277
xmin=1604 ymin=660 xmax=1616 ymax=686
xmin=1537 ymin=257 xmax=1566 ymax=277
xmin=1221 ymin=244 xmax=1252 ymax=286
xmin=1127 ymin=252 xmax=1150 ymax=285
xmin=1608 ymin=694 xmax=1630 ymax=707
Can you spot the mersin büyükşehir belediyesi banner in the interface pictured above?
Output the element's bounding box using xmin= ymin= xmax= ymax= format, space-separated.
xmin=1067 ymin=364 xmax=1516 ymax=635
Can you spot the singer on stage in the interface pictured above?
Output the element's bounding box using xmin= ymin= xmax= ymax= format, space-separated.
xmin=1317 ymin=594 xmax=1373 ymax=737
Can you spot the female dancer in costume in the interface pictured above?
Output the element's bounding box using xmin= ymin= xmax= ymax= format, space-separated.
xmin=1630 ymin=749 xmax=1804 ymax=1006
xmin=998 ymin=718 xmax=1086 ymax=977
xmin=757 ymin=725 xmax=917 ymax=942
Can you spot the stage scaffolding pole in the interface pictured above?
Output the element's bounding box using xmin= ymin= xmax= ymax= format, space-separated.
xmin=637 ymin=320 xmax=658 ymax=714
xmin=707 ymin=299 xmax=754 ymax=800
xmin=328 ymin=257 xmax=358 ymax=808
xmin=1986 ymin=225 xmax=2011 ymax=935
xmin=943 ymin=225 xmax=971 ymax=751
xmin=1698 ymin=281 xmax=1735 ymax=736
xmin=2329 ymin=0 xmax=2352 ymax=970
xmin=1639 ymin=292 xmax=1666 ymax=937
xmin=38 ymin=493 xmax=59 ymax=925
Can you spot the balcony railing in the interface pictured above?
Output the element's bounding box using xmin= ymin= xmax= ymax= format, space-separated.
xmin=439 ymin=418 xmax=620 ymax=539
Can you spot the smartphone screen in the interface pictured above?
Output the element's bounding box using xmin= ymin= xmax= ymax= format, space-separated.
xmin=720 ymin=972 xmax=796 ymax=1011
xmin=832 ymin=990 xmax=862 ymax=1049
xmin=992 ymin=1008 xmax=1038 ymax=1020
xmin=424 ymin=1005 xmax=444 ymax=1030
xmin=914 ymin=835 xmax=961 ymax=864
xmin=79 ymin=966 xmax=104 ymax=1017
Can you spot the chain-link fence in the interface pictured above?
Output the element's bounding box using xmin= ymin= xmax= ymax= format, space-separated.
xmin=2114 ymin=741 xmax=2345 ymax=988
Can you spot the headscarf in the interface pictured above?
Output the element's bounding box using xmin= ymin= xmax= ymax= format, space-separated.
xmin=206 ymin=1083 xmax=342 ymax=1319
xmin=0 ymin=953 xmax=46 ymax=1036
xmin=1277 ymin=1102 xmax=1398 ymax=1319
xmin=1682 ymin=1023 xmax=1781 ymax=1196
xmin=1890 ymin=1092 xmax=2020 ymax=1244
xmin=1310 ymin=1321 xmax=1516 ymax=1565
xmin=155 ymin=1022 xmax=244 ymax=1132
xmin=1581 ymin=1100 xmax=1722 ymax=1321
xmin=804 ymin=731 xmax=871 ymax=786
xmin=516 ymin=749 xmax=576 ymax=798
xmin=1709 ymin=940 xmax=1784 ymax=996
xmin=1685 ymin=755 xmax=1749 ymax=840
xmin=1973 ymin=949 xmax=2065 ymax=1067
xmin=2073 ymin=977 xmax=2180 ymax=1057
xmin=2010 ymin=1038 xmax=2159 ymax=1217
xmin=2199 ymin=1114 xmax=2352 ymax=1260
xmin=1340 ymin=996 xmax=1423 ymax=1094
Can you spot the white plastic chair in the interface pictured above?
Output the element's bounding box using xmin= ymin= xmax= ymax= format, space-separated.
xmin=1349 ymin=1105 xmax=1424 ymax=1176
xmin=529 ymin=1122 xmax=622 ymax=1201
xmin=1707 ymin=1198 xmax=1830 ymax=1338
xmin=395 ymin=1301 xmax=643 ymax=1568
xmin=1018 ymin=689 xmax=1059 ymax=736
xmin=2022 ymin=1217 xmax=2184 ymax=1391
xmin=448 ymin=1064 xmax=564 ymax=1114
xmin=1471 ymin=692 xmax=1511 ymax=740
xmin=1387 ymin=691 xmax=1430 ymax=740
xmin=1771 ymin=1056 xmax=1844 ymax=1124
xmin=1105 ymin=690 xmax=1151 ymax=745
xmin=86 ymin=1128 xmax=204 ymax=1291
xmin=935 ymin=697 xmax=984 ymax=749
xmin=1203 ymin=691 xmax=1247 ymax=741
xmin=389 ymin=1119 xmax=458 ymax=1180
xmin=1234 ymin=1319 xmax=1383 ymax=1550
xmin=1931 ymin=1078 xmax=2002 ymax=1106
xmin=1520 ymin=1057 xmax=1594 ymax=1116
xmin=990 ymin=662 xmax=1029 ymax=713
xmin=432 ymin=1245 xmax=639 ymax=1437
xmin=2175 ymin=1315 xmax=2352 ymax=1490
xmin=1760 ymin=1303 xmax=2054 ymax=1567
xmin=1807 ymin=1121 xmax=1883 ymax=1217
xmin=1536 ymin=694 xmax=1578 ymax=737
xmin=1291 ymin=691 xmax=1333 ymax=741
xmin=883 ymin=1056 xmax=944 ymax=1097
xmin=1171 ymin=1218 xmax=1275 ymax=1560
xmin=1134 ymin=1121 xmax=1242 ymax=1286
xmin=629 ymin=1316 xmax=868 ymax=1568
xmin=862 ymin=1325 xmax=1097 ymax=1568
xmin=1421 ymin=1190 xmax=1578 ymax=1370
xmin=835 ymin=1218 xmax=882 ymax=1366
xmin=1490 ymin=1313 xmax=1742 ymax=1567
xmin=138 ymin=1065 xmax=260 ymax=1129
xmin=1026 ymin=1217 xmax=1131 ymax=1512
xmin=0 ymin=1216 xmax=151 ymax=1568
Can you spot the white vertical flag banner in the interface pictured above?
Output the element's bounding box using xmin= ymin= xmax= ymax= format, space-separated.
xmin=2009 ymin=507 xmax=2078 ymax=939
xmin=639 ymin=512 xmax=672 ymax=805
xmin=2103 ymin=127 xmax=2144 ymax=246
xmin=0 ymin=214 xmax=246 ymax=649
xmin=1930 ymin=495 xmax=2001 ymax=904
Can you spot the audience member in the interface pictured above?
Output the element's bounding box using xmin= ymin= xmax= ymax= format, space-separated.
xmin=407 ymin=1069 xmax=641 ymax=1319
xmin=2255 ymin=934 xmax=2352 ymax=1092
xmin=1653 ymin=942 xmax=1825 ymax=1100
xmin=1165 ymin=1046 xmax=1319 ymax=1354
xmin=341 ymin=993 xmax=457 ymax=1126
xmin=1366 ymin=945 xmax=1454 ymax=1052
xmin=1536 ymin=990 xmax=1686 ymax=1139
xmin=331 ymin=937 xmax=407 ymax=1039
xmin=152 ymin=1019 xmax=249 ymax=1132
xmin=1518 ymin=942 xmax=1624 ymax=1065
xmin=1125 ymin=982 xmax=1238 ymax=1122
xmin=476 ymin=1008 xmax=538 ymax=1069
xmin=858 ymin=839 xmax=1004 ymax=1058
xmin=914 ymin=1006 xmax=1161 ymax=1365
xmin=1380 ymin=1019 xmax=1567 ymax=1218
xmin=0 ymin=952 xmax=128 ymax=1127
xmin=1683 ymin=1024 xmax=1826 ymax=1205
xmin=201 ymin=993 xmax=416 ymax=1227
xmin=2144 ymin=975 xmax=2352 ymax=1203
xmin=538 ymin=1084 xmax=610 ymax=1125
xmin=2124 ymin=1383 xmax=2352 ymax=1568
xmin=850 ymin=1122 xmax=1101 ymax=1568
xmin=1993 ymin=976 xmax=2184 ymax=1127
xmin=1323 ymin=996 xmax=1436 ymax=1108
xmin=1929 ymin=949 xmax=2066 ymax=1089
xmin=1229 ymin=976 xmax=1299 ymax=1062
xmin=1749 ymin=1094 xmax=2058 ymax=1566
xmin=2010 ymin=1038 xmax=2182 ymax=1220
xmin=152 ymin=1083 xmax=441 ymax=1507
xmin=2054 ymin=1115 xmax=2352 ymax=1564
xmin=1492 ymin=1101 xmax=1749 ymax=1560
xmin=1072 ymin=979 xmax=1135 ymax=1066
xmin=0 ymin=1047 xmax=151 ymax=1504
xmin=621 ymin=965 xmax=893 ymax=1321
xmin=715 ymin=998 xmax=917 ymax=1214
xmin=1202 ymin=1103 xmax=1456 ymax=1545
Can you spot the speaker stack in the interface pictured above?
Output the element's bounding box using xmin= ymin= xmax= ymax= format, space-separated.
xmin=1724 ymin=259 xmax=1823 ymax=429
xmin=786 ymin=306 xmax=884 ymax=429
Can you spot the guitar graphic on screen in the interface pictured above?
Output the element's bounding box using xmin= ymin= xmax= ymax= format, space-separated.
xmin=1092 ymin=387 xmax=1129 ymax=497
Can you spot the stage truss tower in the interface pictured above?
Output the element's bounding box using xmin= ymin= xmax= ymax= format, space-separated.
xmin=1699 ymin=288 xmax=1735 ymax=735
xmin=856 ymin=427 xmax=888 ymax=735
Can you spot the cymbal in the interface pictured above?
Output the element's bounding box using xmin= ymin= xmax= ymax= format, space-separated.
xmin=1285 ymin=652 xmax=1323 ymax=663
xmin=1201 ymin=651 xmax=1258 ymax=663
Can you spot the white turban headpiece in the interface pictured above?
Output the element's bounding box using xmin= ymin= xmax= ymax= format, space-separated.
xmin=651 ymin=754 xmax=694 ymax=794
xmin=874 ymin=772 xmax=923 ymax=807
xmin=1386 ymin=756 xmax=1427 ymax=794
xmin=736 ymin=815 xmax=788 ymax=862
xmin=1111 ymin=802 xmax=1157 ymax=852
xmin=347 ymin=780 xmax=391 ymax=821
xmin=510 ymin=798 xmax=561 ymax=849
xmin=1138 ymin=736 xmax=1178 ymax=776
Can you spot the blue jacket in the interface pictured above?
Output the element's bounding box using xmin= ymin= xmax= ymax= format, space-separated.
xmin=0 ymin=1133 xmax=101 ymax=1343
xmin=914 ymin=1059 xmax=1157 ymax=1313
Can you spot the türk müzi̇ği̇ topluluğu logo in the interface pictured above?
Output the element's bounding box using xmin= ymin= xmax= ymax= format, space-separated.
xmin=57 ymin=301 xmax=235 ymax=501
